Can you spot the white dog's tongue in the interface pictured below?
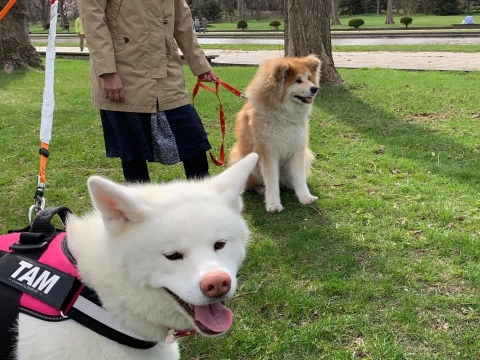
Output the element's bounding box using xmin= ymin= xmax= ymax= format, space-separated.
xmin=305 ymin=97 xmax=313 ymax=104
xmin=194 ymin=302 xmax=233 ymax=333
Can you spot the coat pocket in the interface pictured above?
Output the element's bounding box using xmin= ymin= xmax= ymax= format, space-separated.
xmin=112 ymin=37 xmax=126 ymax=52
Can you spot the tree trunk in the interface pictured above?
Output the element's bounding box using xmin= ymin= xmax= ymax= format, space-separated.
xmin=376 ymin=0 xmax=381 ymax=14
xmin=58 ymin=0 xmax=69 ymax=31
xmin=385 ymin=0 xmax=395 ymax=23
xmin=285 ymin=0 xmax=343 ymax=86
xmin=330 ymin=0 xmax=341 ymax=25
xmin=41 ymin=0 xmax=49 ymax=29
xmin=237 ymin=0 xmax=245 ymax=20
xmin=254 ymin=0 xmax=261 ymax=21
xmin=0 ymin=0 xmax=43 ymax=73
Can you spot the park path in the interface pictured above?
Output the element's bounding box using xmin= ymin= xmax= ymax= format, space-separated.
xmin=36 ymin=47 xmax=480 ymax=71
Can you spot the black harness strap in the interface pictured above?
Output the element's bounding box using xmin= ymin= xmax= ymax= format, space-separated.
xmin=0 ymin=249 xmax=44 ymax=360
xmin=0 ymin=207 xmax=71 ymax=360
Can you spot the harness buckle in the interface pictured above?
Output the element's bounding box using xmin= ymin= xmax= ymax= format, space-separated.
xmin=9 ymin=242 xmax=49 ymax=252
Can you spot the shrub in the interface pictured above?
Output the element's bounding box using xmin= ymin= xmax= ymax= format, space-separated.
xmin=348 ymin=18 xmax=364 ymax=28
xmin=269 ymin=20 xmax=281 ymax=30
xmin=237 ymin=20 xmax=248 ymax=29
xmin=400 ymin=16 xmax=413 ymax=28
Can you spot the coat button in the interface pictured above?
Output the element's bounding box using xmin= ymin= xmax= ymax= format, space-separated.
xmin=163 ymin=19 xmax=168 ymax=24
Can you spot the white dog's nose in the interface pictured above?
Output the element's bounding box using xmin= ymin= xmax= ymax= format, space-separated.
xmin=200 ymin=272 xmax=232 ymax=297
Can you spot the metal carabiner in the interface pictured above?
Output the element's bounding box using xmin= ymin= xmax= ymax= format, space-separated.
xmin=28 ymin=197 xmax=46 ymax=225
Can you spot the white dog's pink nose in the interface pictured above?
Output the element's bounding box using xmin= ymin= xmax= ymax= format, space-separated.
xmin=200 ymin=272 xmax=232 ymax=297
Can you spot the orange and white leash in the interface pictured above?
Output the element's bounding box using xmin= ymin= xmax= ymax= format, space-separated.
xmin=192 ymin=77 xmax=245 ymax=166
xmin=30 ymin=0 xmax=58 ymax=224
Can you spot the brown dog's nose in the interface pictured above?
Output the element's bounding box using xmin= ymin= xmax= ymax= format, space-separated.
xmin=310 ymin=86 xmax=318 ymax=94
xmin=200 ymin=272 xmax=232 ymax=297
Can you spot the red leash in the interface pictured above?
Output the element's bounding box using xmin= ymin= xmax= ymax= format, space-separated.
xmin=192 ymin=78 xmax=244 ymax=166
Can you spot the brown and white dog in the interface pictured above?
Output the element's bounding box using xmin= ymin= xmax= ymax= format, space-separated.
xmin=229 ymin=55 xmax=321 ymax=212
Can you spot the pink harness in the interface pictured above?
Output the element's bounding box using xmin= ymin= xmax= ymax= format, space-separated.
xmin=0 ymin=232 xmax=82 ymax=320
xmin=0 ymin=207 xmax=158 ymax=359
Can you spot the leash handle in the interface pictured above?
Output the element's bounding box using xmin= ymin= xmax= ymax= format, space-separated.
xmin=192 ymin=77 xmax=243 ymax=166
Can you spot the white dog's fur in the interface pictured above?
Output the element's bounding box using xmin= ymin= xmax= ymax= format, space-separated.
xmin=14 ymin=153 xmax=258 ymax=360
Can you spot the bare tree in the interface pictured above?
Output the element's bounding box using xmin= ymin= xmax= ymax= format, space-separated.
xmin=58 ymin=0 xmax=69 ymax=30
xmin=0 ymin=0 xmax=43 ymax=73
xmin=237 ymin=0 xmax=245 ymax=20
xmin=285 ymin=0 xmax=343 ymax=85
xmin=331 ymin=0 xmax=341 ymax=25
xmin=254 ymin=0 xmax=261 ymax=20
xmin=420 ymin=0 xmax=434 ymax=14
xmin=385 ymin=0 xmax=395 ymax=23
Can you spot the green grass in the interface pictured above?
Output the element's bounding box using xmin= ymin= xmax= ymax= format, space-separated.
xmin=332 ymin=14 xmax=476 ymax=29
xmin=28 ymin=13 xmax=478 ymax=33
xmin=30 ymin=41 xmax=480 ymax=53
xmin=1 ymin=61 xmax=480 ymax=359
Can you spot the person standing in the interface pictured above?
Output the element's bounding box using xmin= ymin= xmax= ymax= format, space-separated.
xmin=202 ymin=17 xmax=208 ymax=33
xmin=194 ymin=16 xmax=200 ymax=32
xmin=77 ymin=0 xmax=217 ymax=183
xmin=74 ymin=16 xmax=85 ymax=51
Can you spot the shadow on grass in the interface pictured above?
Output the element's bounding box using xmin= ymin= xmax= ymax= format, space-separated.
xmin=316 ymin=85 xmax=480 ymax=187
xmin=0 ymin=70 xmax=28 ymax=90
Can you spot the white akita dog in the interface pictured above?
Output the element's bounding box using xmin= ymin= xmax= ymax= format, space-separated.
xmin=15 ymin=153 xmax=258 ymax=360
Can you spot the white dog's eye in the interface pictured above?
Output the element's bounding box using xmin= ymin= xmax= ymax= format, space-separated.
xmin=164 ymin=252 xmax=184 ymax=261
xmin=296 ymin=79 xmax=302 ymax=84
xmin=214 ymin=240 xmax=226 ymax=251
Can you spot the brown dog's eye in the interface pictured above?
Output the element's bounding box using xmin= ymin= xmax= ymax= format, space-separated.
xmin=296 ymin=79 xmax=302 ymax=84
xmin=214 ymin=240 xmax=226 ymax=251
xmin=164 ymin=252 xmax=184 ymax=261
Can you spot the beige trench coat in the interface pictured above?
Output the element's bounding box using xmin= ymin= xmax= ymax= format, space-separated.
xmin=78 ymin=0 xmax=212 ymax=112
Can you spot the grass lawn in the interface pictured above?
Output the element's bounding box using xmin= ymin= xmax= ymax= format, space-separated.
xmin=28 ymin=13 xmax=477 ymax=33
xmin=31 ymin=41 xmax=480 ymax=53
xmin=1 ymin=61 xmax=480 ymax=359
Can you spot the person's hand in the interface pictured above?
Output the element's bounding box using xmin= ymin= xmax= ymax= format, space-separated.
xmin=198 ymin=70 xmax=217 ymax=82
xmin=100 ymin=73 xmax=125 ymax=102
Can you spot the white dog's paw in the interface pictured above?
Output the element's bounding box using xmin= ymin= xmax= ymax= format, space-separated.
xmin=266 ymin=202 xmax=284 ymax=212
xmin=299 ymin=194 xmax=318 ymax=205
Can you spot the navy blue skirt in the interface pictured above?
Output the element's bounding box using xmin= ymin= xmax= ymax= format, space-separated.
xmin=100 ymin=104 xmax=211 ymax=164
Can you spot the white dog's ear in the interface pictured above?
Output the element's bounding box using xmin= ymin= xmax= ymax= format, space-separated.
xmin=87 ymin=176 xmax=150 ymax=235
xmin=209 ymin=153 xmax=258 ymax=212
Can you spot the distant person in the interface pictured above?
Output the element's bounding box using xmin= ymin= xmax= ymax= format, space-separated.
xmin=74 ymin=16 xmax=85 ymax=51
xmin=465 ymin=14 xmax=474 ymax=25
xmin=202 ymin=17 xmax=208 ymax=33
xmin=194 ymin=16 xmax=200 ymax=32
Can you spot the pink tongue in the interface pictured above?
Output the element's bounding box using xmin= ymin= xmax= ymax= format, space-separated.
xmin=305 ymin=97 xmax=313 ymax=104
xmin=194 ymin=302 xmax=233 ymax=333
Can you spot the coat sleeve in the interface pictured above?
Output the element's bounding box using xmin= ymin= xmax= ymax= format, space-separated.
xmin=77 ymin=0 xmax=116 ymax=77
xmin=173 ymin=0 xmax=212 ymax=76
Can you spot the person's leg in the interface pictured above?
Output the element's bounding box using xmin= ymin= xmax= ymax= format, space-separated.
xmin=162 ymin=104 xmax=212 ymax=180
xmin=100 ymin=110 xmax=153 ymax=183
xmin=183 ymin=152 xmax=209 ymax=180
xmin=121 ymin=159 xmax=150 ymax=183
xmin=79 ymin=34 xmax=84 ymax=51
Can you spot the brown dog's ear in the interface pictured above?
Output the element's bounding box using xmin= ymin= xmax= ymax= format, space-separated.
xmin=275 ymin=63 xmax=291 ymax=82
xmin=305 ymin=54 xmax=321 ymax=72
xmin=265 ymin=61 xmax=290 ymax=91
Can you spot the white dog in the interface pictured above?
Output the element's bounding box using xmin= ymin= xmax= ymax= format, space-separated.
xmin=14 ymin=153 xmax=258 ymax=360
